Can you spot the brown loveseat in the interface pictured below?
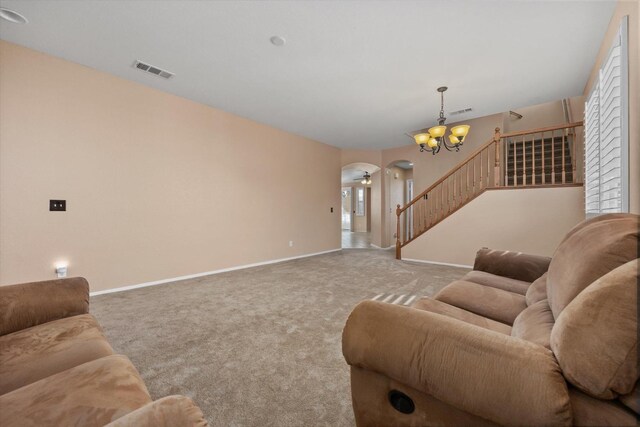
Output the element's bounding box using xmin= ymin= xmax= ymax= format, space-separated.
xmin=0 ymin=277 xmax=208 ymax=426
xmin=343 ymin=213 xmax=639 ymax=426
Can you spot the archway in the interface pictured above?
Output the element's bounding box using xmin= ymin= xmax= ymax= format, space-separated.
xmin=341 ymin=163 xmax=380 ymax=248
xmin=384 ymin=160 xmax=414 ymax=248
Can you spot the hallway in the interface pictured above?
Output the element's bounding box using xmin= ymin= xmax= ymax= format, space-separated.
xmin=341 ymin=231 xmax=372 ymax=249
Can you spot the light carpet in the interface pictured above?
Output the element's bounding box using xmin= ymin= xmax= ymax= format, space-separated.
xmin=91 ymin=249 xmax=469 ymax=426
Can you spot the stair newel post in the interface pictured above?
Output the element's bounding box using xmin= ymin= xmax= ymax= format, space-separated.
xmin=493 ymin=127 xmax=501 ymax=187
xmin=395 ymin=204 xmax=402 ymax=260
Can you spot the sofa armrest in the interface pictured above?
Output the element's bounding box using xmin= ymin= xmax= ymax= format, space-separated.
xmin=473 ymin=247 xmax=551 ymax=283
xmin=342 ymin=301 xmax=571 ymax=426
xmin=0 ymin=277 xmax=90 ymax=336
xmin=106 ymin=396 xmax=208 ymax=427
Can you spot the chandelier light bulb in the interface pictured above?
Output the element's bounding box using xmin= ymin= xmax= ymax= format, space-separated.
xmin=428 ymin=125 xmax=447 ymax=138
xmin=414 ymin=133 xmax=429 ymax=145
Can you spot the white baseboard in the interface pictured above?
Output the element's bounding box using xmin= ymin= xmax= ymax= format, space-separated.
xmin=90 ymin=248 xmax=342 ymax=296
xmin=402 ymin=258 xmax=472 ymax=269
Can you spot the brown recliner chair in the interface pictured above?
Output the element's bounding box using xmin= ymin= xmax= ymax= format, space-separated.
xmin=343 ymin=213 xmax=639 ymax=426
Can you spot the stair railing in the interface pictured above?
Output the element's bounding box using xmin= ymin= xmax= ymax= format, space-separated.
xmin=396 ymin=121 xmax=583 ymax=259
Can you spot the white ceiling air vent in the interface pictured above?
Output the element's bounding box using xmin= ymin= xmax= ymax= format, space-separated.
xmin=133 ymin=60 xmax=174 ymax=79
xmin=450 ymin=107 xmax=473 ymax=116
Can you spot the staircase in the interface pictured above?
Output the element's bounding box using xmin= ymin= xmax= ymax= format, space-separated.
xmin=505 ymin=134 xmax=575 ymax=186
xmin=395 ymin=122 xmax=583 ymax=259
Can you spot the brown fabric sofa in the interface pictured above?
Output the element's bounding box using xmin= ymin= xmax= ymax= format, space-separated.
xmin=343 ymin=213 xmax=639 ymax=426
xmin=0 ymin=277 xmax=208 ymax=427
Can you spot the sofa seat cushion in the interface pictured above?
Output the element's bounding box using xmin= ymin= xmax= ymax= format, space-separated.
xmin=0 ymin=354 xmax=151 ymax=427
xmin=460 ymin=270 xmax=529 ymax=295
xmin=412 ymin=297 xmax=511 ymax=335
xmin=0 ymin=313 xmax=114 ymax=395
xmin=511 ymin=300 xmax=554 ymax=349
xmin=435 ymin=280 xmax=527 ymax=325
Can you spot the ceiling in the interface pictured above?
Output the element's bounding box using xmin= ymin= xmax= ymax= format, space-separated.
xmin=0 ymin=1 xmax=615 ymax=149
xmin=392 ymin=161 xmax=413 ymax=170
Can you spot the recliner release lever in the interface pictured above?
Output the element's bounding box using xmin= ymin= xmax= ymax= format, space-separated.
xmin=388 ymin=390 xmax=415 ymax=414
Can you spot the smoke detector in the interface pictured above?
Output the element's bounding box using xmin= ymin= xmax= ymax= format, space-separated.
xmin=132 ymin=60 xmax=174 ymax=79
xmin=270 ymin=36 xmax=286 ymax=46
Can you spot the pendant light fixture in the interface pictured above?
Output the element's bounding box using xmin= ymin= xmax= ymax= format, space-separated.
xmin=413 ymin=87 xmax=470 ymax=155
xmin=360 ymin=172 xmax=372 ymax=185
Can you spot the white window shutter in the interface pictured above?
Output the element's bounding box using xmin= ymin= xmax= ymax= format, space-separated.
xmin=583 ymin=17 xmax=628 ymax=216
xmin=598 ymin=42 xmax=622 ymax=213
xmin=585 ymin=83 xmax=600 ymax=215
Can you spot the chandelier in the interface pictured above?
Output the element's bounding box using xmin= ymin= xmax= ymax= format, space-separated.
xmin=413 ymin=87 xmax=470 ymax=155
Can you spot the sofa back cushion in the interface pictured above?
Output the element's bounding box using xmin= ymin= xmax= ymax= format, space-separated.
xmin=0 ymin=277 xmax=90 ymax=336
xmin=511 ymin=299 xmax=554 ymax=349
xmin=551 ymin=259 xmax=638 ymax=399
xmin=547 ymin=214 xmax=639 ymax=319
xmin=559 ymin=213 xmax=632 ymax=246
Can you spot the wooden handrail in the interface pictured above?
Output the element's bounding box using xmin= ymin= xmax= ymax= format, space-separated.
xmin=499 ymin=121 xmax=583 ymax=139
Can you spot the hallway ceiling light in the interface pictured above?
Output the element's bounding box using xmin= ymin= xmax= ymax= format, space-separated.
xmin=360 ymin=172 xmax=372 ymax=185
xmin=412 ymin=87 xmax=470 ymax=155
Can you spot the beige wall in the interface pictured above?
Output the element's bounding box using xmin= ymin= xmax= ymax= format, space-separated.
xmin=0 ymin=41 xmax=341 ymax=291
xmin=402 ymin=186 xmax=585 ymax=266
xmin=502 ymin=96 xmax=584 ymax=133
xmin=341 ymin=149 xmax=381 ymax=169
xmin=583 ymin=0 xmax=639 ymax=214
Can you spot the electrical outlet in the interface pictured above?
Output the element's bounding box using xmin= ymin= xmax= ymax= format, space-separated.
xmin=330 ymin=207 xmax=334 ymax=213
xmin=50 ymin=200 xmax=66 ymax=211
xmin=289 ymin=241 xmax=294 ymax=247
